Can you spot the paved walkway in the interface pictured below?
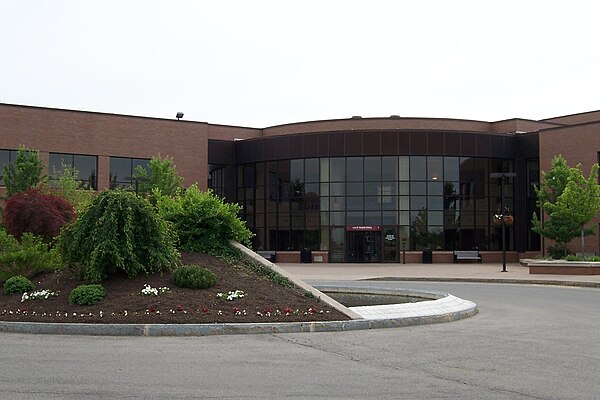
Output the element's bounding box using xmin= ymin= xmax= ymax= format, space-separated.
xmin=277 ymin=261 xmax=600 ymax=286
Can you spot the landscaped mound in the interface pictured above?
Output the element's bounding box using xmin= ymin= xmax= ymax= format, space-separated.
xmin=0 ymin=252 xmax=349 ymax=324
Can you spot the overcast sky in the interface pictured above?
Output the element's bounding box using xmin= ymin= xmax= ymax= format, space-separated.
xmin=1 ymin=1 xmax=599 ymax=127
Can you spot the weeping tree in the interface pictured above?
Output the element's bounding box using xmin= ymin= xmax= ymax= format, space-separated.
xmin=532 ymin=155 xmax=600 ymax=258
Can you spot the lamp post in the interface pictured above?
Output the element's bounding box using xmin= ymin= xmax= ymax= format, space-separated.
xmin=490 ymin=172 xmax=516 ymax=272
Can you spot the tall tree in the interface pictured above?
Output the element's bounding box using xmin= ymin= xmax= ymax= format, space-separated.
xmin=2 ymin=145 xmax=46 ymax=198
xmin=532 ymin=155 xmax=600 ymax=258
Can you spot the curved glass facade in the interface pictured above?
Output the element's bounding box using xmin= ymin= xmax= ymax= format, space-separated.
xmin=238 ymin=155 xmax=516 ymax=262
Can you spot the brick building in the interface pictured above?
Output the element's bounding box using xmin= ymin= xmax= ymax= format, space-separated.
xmin=1 ymin=103 xmax=599 ymax=263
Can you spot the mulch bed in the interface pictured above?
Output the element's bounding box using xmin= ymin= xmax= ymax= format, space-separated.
xmin=0 ymin=252 xmax=350 ymax=324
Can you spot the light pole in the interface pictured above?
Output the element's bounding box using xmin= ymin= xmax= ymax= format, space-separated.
xmin=490 ymin=172 xmax=516 ymax=272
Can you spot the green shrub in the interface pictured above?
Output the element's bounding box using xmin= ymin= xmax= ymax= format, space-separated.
xmin=0 ymin=230 xmax=63 ymax=282
xmin=59 ymin=190 xmax=180 ymax=282
xmin=171 ymin=265 xmax=217 ymax=289
xmin=4 ymin=275 xmax=35 ymax=294
xmin=590 ymin=256 xmax=600 ymax=262
xmin=68 ymin=284 xmax=105 ymax=305
xmin=156 ymin=185 xmax=253 ymax=257
xmin=565 ymin=255 xmax=580 ymax=261
xmin=548 ymin=244 xmax=570 ymax=260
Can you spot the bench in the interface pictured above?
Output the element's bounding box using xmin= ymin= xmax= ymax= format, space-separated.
xmin=257 ymin=251 xmax=276 ymax=262
xmin=453 ymin=250 xmax=482 ymax=263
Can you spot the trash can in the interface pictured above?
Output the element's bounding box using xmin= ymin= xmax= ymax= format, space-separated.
xmin=300 ymin=248 xmax=312 ymax=263
xmin=422 ymin=248 xmax=432 ymax=264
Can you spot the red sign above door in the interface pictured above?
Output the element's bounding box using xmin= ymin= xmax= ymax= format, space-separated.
xmin=345 ymin=225 xmax=383 ymax=231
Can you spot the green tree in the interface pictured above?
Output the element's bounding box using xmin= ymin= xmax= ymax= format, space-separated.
xmin=132 ymin=155 xmax=183 ymax=201
xmin=2 ymin=145 xmax=46 ymax=198
xmin=532 ymin=155 xmax=600 ymax=258
xmin=47 ymin=162 xmax=96 ymax=213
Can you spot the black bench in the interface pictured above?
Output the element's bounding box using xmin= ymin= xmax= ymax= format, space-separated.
xmin=453 ymin=250 xmax=482 ymax=263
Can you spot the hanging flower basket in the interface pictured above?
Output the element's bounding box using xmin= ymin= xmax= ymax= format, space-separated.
xmin=503 ymin=215 xmax=514 ymax=225
xmin=492 ymin=214 xmax=503 ymax=225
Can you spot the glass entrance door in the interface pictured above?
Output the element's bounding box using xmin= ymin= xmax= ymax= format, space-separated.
xmin=347 ymin=231 xmax=381 ymax=262
xmin=383 ymin=228 xmax=398 ymax=262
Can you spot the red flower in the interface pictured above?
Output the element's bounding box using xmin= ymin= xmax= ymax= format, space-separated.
xmin=284 ymin=307 xmax=293 ymax=315
xmin=201 ymin=307 xmax=210 ymax=314
xmin=148 ymin=306 xmax=157 ymax=313
xmin=232 ymin=307 xmax=240 ymax=315
xmin=176 ymin=304 xmax=184 ymax=312
xmin=263 ymin=307 xmax=273 ymax=314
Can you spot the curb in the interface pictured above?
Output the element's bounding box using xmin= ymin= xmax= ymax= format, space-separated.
xmin=0 ymin=308 xmax=478 ymax=337
xmin=363 ymin=277 xmax=600 ymax=288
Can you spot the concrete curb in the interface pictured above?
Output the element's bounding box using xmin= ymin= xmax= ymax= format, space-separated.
xmin=364 ymin=276 xmax=600 ymax=288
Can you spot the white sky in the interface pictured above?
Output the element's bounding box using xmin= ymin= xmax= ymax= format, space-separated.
xmin=1 ymin=1 xmax=599 ymax=127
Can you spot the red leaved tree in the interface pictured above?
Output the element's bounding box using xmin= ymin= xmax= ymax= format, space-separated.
xmin=3 ymin=188 xmax=75 ymax=240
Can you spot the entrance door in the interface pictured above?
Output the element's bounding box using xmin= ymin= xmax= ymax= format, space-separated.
xmin=382 ymin=228 xmax=398 ymax=262
xmin=347 ymin=231 xmax=381 ymax=262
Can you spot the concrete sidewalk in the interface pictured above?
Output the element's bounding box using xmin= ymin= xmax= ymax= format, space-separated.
xmin=277 ymin=262 xmax=600 ymax=287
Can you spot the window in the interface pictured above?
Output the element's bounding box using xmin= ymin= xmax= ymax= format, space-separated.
xmin=49 ymin=153 xmax=98 ymax=190
xmin=109 ymin=157 xmax=150 ymax=190
xmin=0 ymin=149 xmax=18 ymax=186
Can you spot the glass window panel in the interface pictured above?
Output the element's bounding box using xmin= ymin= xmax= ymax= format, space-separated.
xmin=266 ymin=214 xmax=277 ymax=227
xmin=255 ymin=198 xmax=265 ymax=213
xmin=364 ymin=211 xmax=382 ymax=225
xmin=364 ymin=157 xmax=381 ymax=181
xmin=411 ymin=195 xmax=427 ymax=211
xmin=444 ymin=157 xmax=460 ymax=182
xmin=49 ymin=153 xmax=72 ymax=174
xmin=277 ymin=160 xmax=290 ymax=183
xmin=382 ymin=211 xmax=398 ymax=225
xmin=410 ymin=156 xmax=427 ymax=180
xmin=428 ymin=196 xmax=443 ymax=210
xmin=428 ymin=181 xmax=443 ymax=196
xmin=278 ymin=213 xmax=290 ymax=227
xmin=399 ymin=196 xmax=409 ymax=210
xmin=476 ymin=212 xmax=489 ymax=226
xmin=320 ymin=182 xmax=329 ymax=196
xmin=460 ymin=157 xmax=474 ymax=181
xmin=382 ymin=156 xmax=398 ymax=181
xmin=330 ymin=182 xmax=345 ymax=195
xmin=347 ymin=211 xmax=363 ymax=225
xmin=74 ymin=155 xmax=96 ymax=188
xmin=110 ymin=157 xmax=132 ymax=187
xmin=411 ymin=182 xmax=427 ymax=195
xmin=304 ymin=183 xmax=319 ymax=195
xmin=320 ymin=227 xmax=330 ymax=251
xmin=364 ymin=196 xmax=381 ymax=211
xmin=399 ymin=211 xmax=410 ymax=225
xmin=330 ymin=158 xmax=345 ymax=181
xmin=398 ymin=156 xmax=409 ymax=180
xmin=347 ymin=196 xmax=364 ymax=211
xmin=428 ymin=226 xmax=444 ymax=250
xmin=364 ymin=182 xmax=378 ymax=195
xmin=346 ymin=157 xmax=363 ymax=181
xmin=347 ymin=182 xmax=363 ymax=196
xmin=398 ymin=182 xmax=410 ymax=195
xmin=255 ymin=214 xmax=265 ymax=228
xmin=320 ymin=197 xmax=329 ymax=211
xmin=290 ymin=159 xmax=304 ymax=183
xmin=305 ymin=158 xmax=319 ymax=182
xmin=427 ymin=157 xmax=443 ymax=181
xmin=255 ymin=186 xmax=265 ymax=200
xmin=382 ymin=195 xmax=397 ymax=210
xmin=330 ymin=211 xmax=345 ymax=225
xmin=320 ymin=158 xmax=330 ymax=182
xmin=428 ymin=211 xmax=443 ymax=225
xmin=305 ymin=229 xmax=320 ymax=250
xmin=278 ymin=201 xmax=290 ymax=213
xmin=255 ymin=162 xmax=266 ymax=186
xmin=320 ymin=211 xmax=329 ymax=225
xmin=330 ymin=196 xmax=345 ymax=211
xmin=132 ymin=158 xmax=150 ymax=175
